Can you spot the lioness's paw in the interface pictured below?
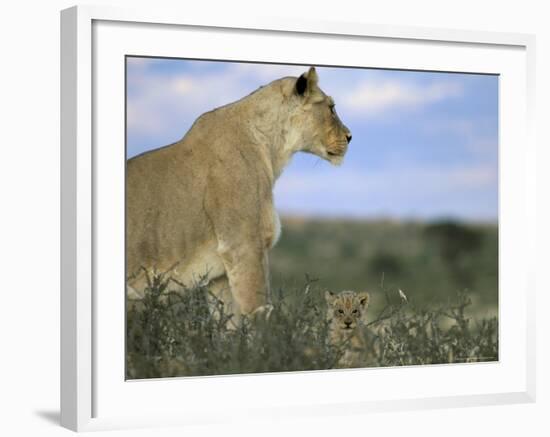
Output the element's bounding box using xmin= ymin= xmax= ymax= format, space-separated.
xmin=251 ymin=304 xmax=274 ymax=321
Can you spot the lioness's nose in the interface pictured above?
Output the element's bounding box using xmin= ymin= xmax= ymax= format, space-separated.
xmin=346 ymin=133 xmax=352 ymax=143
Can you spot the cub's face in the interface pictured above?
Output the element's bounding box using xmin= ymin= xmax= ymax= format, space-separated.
xmin=292 ymin=67 xmax=352 ymax=165
xmin=325 ymin=290 xmax=370 ymax=332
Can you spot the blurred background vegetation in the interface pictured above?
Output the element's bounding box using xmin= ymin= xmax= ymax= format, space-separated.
xmin=270 ymin=217 xmax=498 ymax=317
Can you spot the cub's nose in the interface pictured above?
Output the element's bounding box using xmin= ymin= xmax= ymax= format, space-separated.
xmin=346 ymin=133 xmax=352 ymax=144
xmin=344 ymin=320 xmax=353 ymax=328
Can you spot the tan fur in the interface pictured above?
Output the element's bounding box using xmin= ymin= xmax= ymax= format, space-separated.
xmin=325 ymin=290 xmax=370 ymax=367
xmin=126 ymin=67 xmax=352 ymax=316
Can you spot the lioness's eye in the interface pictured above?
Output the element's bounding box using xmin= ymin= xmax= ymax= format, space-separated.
xmin=329 ymin=104 xmax=336 ymax=114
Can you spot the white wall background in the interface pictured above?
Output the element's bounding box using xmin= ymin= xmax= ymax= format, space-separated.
xmin=0 ymin=1 xmax=547 ymax=436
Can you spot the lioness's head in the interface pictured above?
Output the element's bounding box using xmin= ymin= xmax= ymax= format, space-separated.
xmin=291 ymin=67 xmax=352 ymax=165
xmin=325 ymin=290 xmax=370 ymax=331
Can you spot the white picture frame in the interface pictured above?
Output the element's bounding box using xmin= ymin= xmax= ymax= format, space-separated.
xmin=60 ymin=5 xmax=536 ymax=432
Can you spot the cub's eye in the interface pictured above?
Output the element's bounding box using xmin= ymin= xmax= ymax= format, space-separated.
xmin=329 ymin=104 xmax=336 ymax=114
xmin=338 ymin=309 xmax=344 ymax=314
xmin=352 ymin=309 xmax=359 ymax=315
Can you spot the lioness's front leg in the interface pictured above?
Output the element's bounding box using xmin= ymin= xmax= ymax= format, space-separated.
xmin=205 ymin=198 xmax=271 ymax=315
xmin=216 ymin=239 xmax=270 ymax=315
xmin=204 ymin=154 xmax=274 ymax=315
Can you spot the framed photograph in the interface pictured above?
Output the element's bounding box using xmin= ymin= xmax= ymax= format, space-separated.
xmin=61 ymin=5 xmax=536 ymax=431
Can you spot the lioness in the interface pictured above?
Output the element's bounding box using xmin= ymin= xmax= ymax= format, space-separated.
xmin=127 ymin=67 xmax=352 ymax=316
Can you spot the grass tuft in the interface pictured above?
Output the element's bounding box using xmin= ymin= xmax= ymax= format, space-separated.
xmin=126 ymin=272 xmax=498 ymax=379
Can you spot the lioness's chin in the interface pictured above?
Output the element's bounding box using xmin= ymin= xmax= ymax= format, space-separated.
xmin=327 ymin=154 xmax=344 ymax=166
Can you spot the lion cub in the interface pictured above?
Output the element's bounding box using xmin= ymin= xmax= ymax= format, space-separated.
xmin=325 ymin=290 xmax=370 ymax=368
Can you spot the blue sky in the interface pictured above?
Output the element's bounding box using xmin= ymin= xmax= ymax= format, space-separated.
xmin=126 ymin=57 xmax=498 ymax=222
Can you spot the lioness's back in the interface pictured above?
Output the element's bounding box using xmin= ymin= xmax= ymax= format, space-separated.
xmin=126 ymin=132 xmax=212 ymax=276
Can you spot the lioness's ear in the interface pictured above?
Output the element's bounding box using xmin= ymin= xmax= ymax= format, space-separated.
xmin=306 ymin=66 xmax=318 ymax=86
xmin=325 ymin=290 xmax=335 ymax=304
xmin=295 ymin=66 xmax=318 ymax=96
xmin=358 ymin=292 xmax=370 ymax=307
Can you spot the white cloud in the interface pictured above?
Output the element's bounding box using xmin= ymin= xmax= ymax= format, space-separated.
xmin=127 ymin=69 xmax=251 ymax=141
xmin=275 ymin=164 xmax=495 ymax=198
xmin=228 ymin=62 xmax=305 ymax=81
xmin=421 ymin=118 xmax=476 ymax=137
xmin=127 ymin=61 xmax=464 ymax=144
xmin=172 ymin=78 xmax=195 ymax=95
xmin=340 ymin=80 xmax=462 ymax=117
xmin=126 ymin=57 xmax=153 ymax=70
xmin=418 ymin=118 xmax=498 ymax=163
xmin=126 ymin=62 xmax=308 ymax=147
xmin=273 ymin=163 xmax=497 ymax=219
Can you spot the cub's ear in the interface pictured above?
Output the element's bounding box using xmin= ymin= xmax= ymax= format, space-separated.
xmin=358 ymin=291 xmax=370 ymax=307
xmin=295 ymin=66 xmax=318 ymax=96
xmin=325 ymin=290 xmax=335 ymax=304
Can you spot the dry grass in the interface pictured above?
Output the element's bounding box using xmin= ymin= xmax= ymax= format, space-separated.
xmin=126 ymin=272 xmax=498 ymax=379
